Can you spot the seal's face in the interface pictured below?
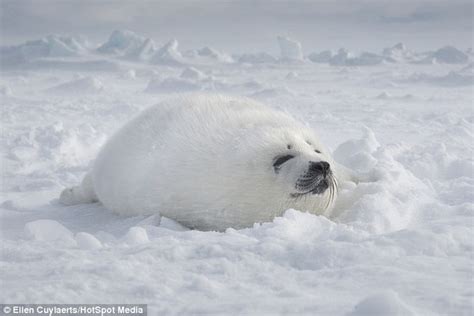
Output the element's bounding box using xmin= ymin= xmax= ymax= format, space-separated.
xmin=271 ymin=138 xmax=337 ymax=205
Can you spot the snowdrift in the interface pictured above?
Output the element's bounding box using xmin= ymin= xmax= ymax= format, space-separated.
xmin=47 ymin=77 xmax=104 ymax=94
xmin=1 ymin=35 xmax=89 ymax=66
xmin=2 ymin=32 xmax=470 ymax=69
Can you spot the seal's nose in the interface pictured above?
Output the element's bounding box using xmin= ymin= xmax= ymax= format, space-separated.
xmin=309 ymin=161 xmax=330 ymax=177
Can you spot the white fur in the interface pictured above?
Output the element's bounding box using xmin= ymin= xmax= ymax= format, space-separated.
xmin=60 ymin=94 xmax=338 ymax=231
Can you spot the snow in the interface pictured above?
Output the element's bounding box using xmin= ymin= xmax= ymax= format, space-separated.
xmin=1 ymin=30 xmax=473 ymax=315
xmin=145 ymin=77 xmax=202 ymax=93
xmin=407 ymin=70 xmax=474 ymax=87
xmin=47 ymin=77 xmax=104 ymax=94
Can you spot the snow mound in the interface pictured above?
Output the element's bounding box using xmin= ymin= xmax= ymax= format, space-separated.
xmin=119 ymin=69 xmax=137 ymax=80
xmin=332 ymin=128 xmax=433 ymax=233
xmin=330 ymin=49 xmax=353 ymax=66
xmin=123 ymin=227 xmax=149 ymax=245
xmin=150 ymin=39 xmax=186 ymax=66
xmin=1 ymin=35 xmax=88 ymax=65
xmin=0 ymin=85 xmax=12 ymax=96
xmin=97 ymin=30 xmax=146 ymax=56
xmin=348 ymin=291 xmax=416 ymax=316
xmin=145 ymin=77 xmax=201 ymax=93
xmin=277 ymin=36 xmax=303 ymax=61
xmin=6 ymin=121 xmax=106 ymax=171
xmin=285 ymin=71 xmax=298 ymax=80
xmin=25 ymin=220 xmax=74 ymax=242
xmin=460 ymin=62 xmax=474 ymax=72
xmin=428 ymin=46 xmax=470 ymax=64
xmin=375 ymin=92 xmax=414 ymax=100
xmin=308 ymin=50 xmax=333 ymax=63
xmin=251 ymin=86 xmax=295 ymax=98
xmin=376 ymin=92 xmax=391 ymax=99
xmin=180 ymin=67 xmax=207 ymax=81
xmin=330 ymin=49 xmax=384 ymax=66
xmin=185 ymin=47 xmax=234 ymax=63
xmin=75 ymin=232 xmax=103 ymax=250
xmin=47 ymin=77 xmax=104 ymax=94
xmin=382 ymin=43 xmax=414 ymax=62
xmin=22 ymin=59 xmax=122 ymax=72
xmin=407 ymin=71 xmax=474 ymax=87
xmin=333 ymin=128 xmax=380 ymax=171
xmin=124 ymin=38 xmax=157 ymax=61
xmin=237 ymin=52 xmax=277 ymax=64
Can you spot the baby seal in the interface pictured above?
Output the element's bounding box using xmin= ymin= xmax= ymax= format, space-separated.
xmin=60 ymin=94 xmax=339 ymax=231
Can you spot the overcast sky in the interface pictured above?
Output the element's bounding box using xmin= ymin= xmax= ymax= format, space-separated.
xmin=1 ymin=0 xmax=472 ymax=53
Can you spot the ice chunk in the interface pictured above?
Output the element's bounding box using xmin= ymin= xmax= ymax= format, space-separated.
xmin=97 ymin=30 xmax=146 ymax=55
xmin=0 ymin=85 xmax=12 ymax=96
xmin=382 ymin=43 xmax=414 ymax=62
xmin=347 ymin=291 xmax=415 ymax=316
xmin=124 ymin=227 xmax=149 ymax=245
xmin=0 ymin=35 xmax=88 ymax=65
xmin=238 ymin=52 xmax=277 ymax=64
xmin=376 ymin=92 xmax=390 ymax=99
xmin=430 ymin=46 xmax=469 ymax=64
xmin=150 ymin=39 xmax=185 ymax=66
xmin=119 ymin=69 xmax=137 ymax=80
xmin=24 ymin=220 xmax=74 ymax=242
xmin=285 ymin=71 xmax=298 ymax=80
xmin=125 ymin=38 xmax=157 ymax=61
xmin=159 ymin=217 xmax=189 ymax=231
xmin=277 ymin=36 xmax=303 ymax=61
xmin=75 ymin=232 xmax=103 ymax=250
xmin=330 ymin=49 xmax=384 ymax=66
xmin=330 ymin=48 xmax=351 ymax=66
xmin=180 ymin=67 xmax=206 ymax=81
xmin=196 ymin=47 xmax=233 ymax=63
xmin=308 ymin=50 xmax=333 ymax=63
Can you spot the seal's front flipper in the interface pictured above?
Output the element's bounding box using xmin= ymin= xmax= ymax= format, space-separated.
xmin=59 ymin=173 xmax=98 ymax=205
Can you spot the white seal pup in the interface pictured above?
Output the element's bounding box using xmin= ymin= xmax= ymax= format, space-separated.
xmin=60 ymin=94 xmax=339 ymax=231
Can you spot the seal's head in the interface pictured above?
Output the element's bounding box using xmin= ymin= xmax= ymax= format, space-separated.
xmin=250 ymin=127 xmax=338 ymax=212
xmin=274 ymin=144 xmax=336 ymax=202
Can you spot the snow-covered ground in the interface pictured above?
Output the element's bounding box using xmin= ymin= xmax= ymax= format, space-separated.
xmin=1 ymin=30 xmax=473 ymax=315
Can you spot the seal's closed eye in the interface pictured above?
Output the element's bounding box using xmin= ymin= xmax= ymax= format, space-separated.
xmin=273 ymin=155 xmax=295 ymax=171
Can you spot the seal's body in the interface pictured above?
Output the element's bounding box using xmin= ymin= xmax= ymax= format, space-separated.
xmin=60 ymin=95 xmax=338 ymax=231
